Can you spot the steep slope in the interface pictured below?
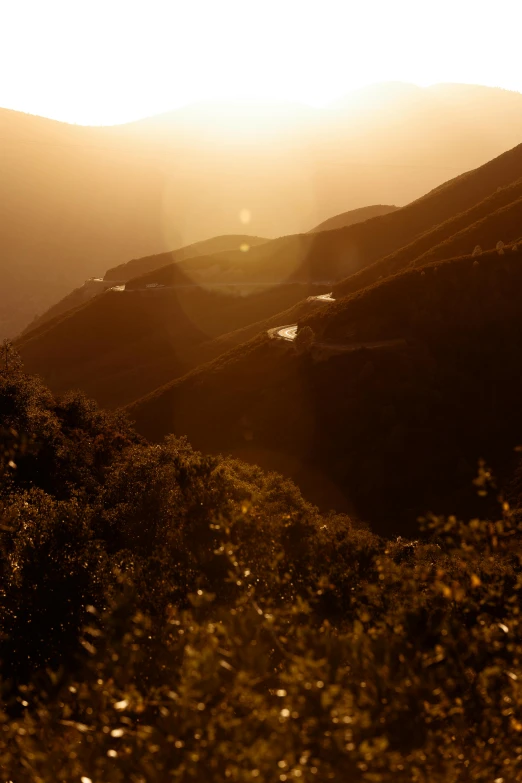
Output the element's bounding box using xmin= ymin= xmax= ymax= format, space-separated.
xmin=193 ymin=295 xmax=333 ymax=366
xmin=17 ymin=279 xmax=330 ymax=408
xmin=128 ymin=244 xmax=522 ymax=533
xmin=309 ymin=205 xmax=398 ymax=232
xmin=128 ymin=141 xmax=522 ymax=294
xmin=4 ymin=82 xmax=522 ymax=335
xmin=23 ymin=234 xmax=268 ymax=335
xmin=334 ymin=177 xmax=522 ymax=298
xmin=18 ymin=142 xmax=522 ymax=410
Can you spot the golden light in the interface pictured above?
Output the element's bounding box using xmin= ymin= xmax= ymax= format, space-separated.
xmin=0 ymin=0 xmax=520 ymax=125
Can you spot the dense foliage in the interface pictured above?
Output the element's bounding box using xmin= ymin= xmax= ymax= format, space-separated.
xmin=1 ymin=364 xmax=522 ymax=781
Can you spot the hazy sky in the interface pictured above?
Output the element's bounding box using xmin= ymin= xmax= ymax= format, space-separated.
xmin=1 ymin=0 xmax=521 ymax=125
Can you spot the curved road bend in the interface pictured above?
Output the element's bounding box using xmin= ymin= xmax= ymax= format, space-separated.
xmin=308 ymin=292 xmax=335 ymax=302
xmin=270 ymin=324 xmax=406 ymax=353
xmin=277 ymin=325 xmax=298 ymax=341
xmin=272 ymin=292 xmax=335 ymax=340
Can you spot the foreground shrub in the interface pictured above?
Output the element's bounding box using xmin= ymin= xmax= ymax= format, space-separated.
xmin=2 ymin=371 xmax=522 ymax=780
xmin=0 ymin=496 xmax=521 ymax=781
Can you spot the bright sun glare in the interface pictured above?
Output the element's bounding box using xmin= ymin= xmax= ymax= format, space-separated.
xmin=1 ymin=0 xmax=521 ymax=125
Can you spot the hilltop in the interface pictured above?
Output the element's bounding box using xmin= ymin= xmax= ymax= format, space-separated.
xmin=308 ymin=204 xmax=398 ymax=232
xmin=4 ymin=82 xmax=522 ymax=336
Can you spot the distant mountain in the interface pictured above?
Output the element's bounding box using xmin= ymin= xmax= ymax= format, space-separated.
xmin=309 ymin=205 xmax=398 ymax=233
xmin=19 ymin=140 xmax=522 ymax=414
xmin=127 ymin=141 xmax=522 ymax=294
xmin=103 ymin=234 xmax=269 ymax=282
xmin=4 ymin=82 xmax=522 ymax=336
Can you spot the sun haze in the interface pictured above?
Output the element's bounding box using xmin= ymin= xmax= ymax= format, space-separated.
xmin=1 ymin=0 xmax=521 ymax=125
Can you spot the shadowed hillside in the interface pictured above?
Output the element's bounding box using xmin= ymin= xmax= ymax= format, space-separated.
xmin=192 ymin=296 xmax=333 ymax=366
xmin=17 ymin=279 xmax=330 ymax=408
xmin=4 ymin=82 xmax=522 ymax=336
xmin=4 ymin=361 xmax=522 ymax=778
xmin=18 ymin=140 xmax=522 ymax=410
xmin=128 ymin=244 xmax=522 ymax=533
xmin=334 ymin=176 xmax=522 ymax=298
xmin=23 ymin=234 xmax=268 ymax=335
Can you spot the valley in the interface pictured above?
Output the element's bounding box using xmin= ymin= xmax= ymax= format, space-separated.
xmin=3 ymin=30 xmax=522 ymax=775
xmin=4 ymin=82 xmax=522 ymax=337
xmin=12 ymin=138 xmax=522 ymax=533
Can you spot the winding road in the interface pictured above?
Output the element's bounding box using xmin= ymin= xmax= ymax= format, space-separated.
xmin=270 ymin=293 xmax=406 ymax=354
xmin=276 ymin=325 xmax=299 ymax=341
xmin=308 ymin=292 xmax=335 ymax=302
xmin=271 ymin=293 xmax=335 ymax=341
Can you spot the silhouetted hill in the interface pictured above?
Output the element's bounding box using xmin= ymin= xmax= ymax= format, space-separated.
xmin=129 ymin=141 xmax=522 ymax=294
xmin=193 ymin=296 xmax=332 ymax=366
xmin=309 ymin=205 xmax=398 ymax=232
xmin=18 ymin=141 xmax=522 ymax=411
xmin=4 ymin=356 xmax=522 ymax=777
xmin=128 ymin=244 xmax=522 ymax=533
xmin=103 ymin=234 xmax=268 ymax=281
xmin=23 ymin=234 xmax=268 ymax=335
xmin=4 ymin=82 xmax=522 ymax=336
xmin=334 ymin=176 xmax=522 ymax=298
xmin=17 ymin=279 xmax=331 ymax=408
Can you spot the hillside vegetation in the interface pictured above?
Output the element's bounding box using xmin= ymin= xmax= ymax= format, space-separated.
xmin=193 ymin=296 xmax=333 ymax=366
xmin=128 ymin=244 xmax=522 ymax=532
xmin=2 ymin=360 xmax=522 ymax=779
xmin=17 ymin=281 xmax=330 ymax=407
xmin=334 ymin=175 xmax=522 ymax=298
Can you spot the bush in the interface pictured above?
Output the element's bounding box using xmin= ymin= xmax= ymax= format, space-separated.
xmin=1 ymin=371 xmax=522 ymax=780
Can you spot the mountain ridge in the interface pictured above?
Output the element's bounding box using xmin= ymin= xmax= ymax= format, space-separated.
xmin=4 ymin=82 xmax=522 ymax=336
xmin=17 ymin=140 xmax=522 ymax=410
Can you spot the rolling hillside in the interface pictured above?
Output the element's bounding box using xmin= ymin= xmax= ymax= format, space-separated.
xmin=17 ymin=140 xmax=522 ymax=410
xmin=4 ymin=82 xmax=522 ymax=336
xmin=127 ymin=142 xmax=522 ymax=296
xmin=128 ymin=244 xmax=522 ymax=532
xmin=17 ymin=278 xmax=331 ymax=408
xmin=334 ymin=176 xmax=522 ymax=298
xmin=23 ymin=234 xmax=268 ymax=335
xmin=102 ymin=234 xmax=269 ymax=282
